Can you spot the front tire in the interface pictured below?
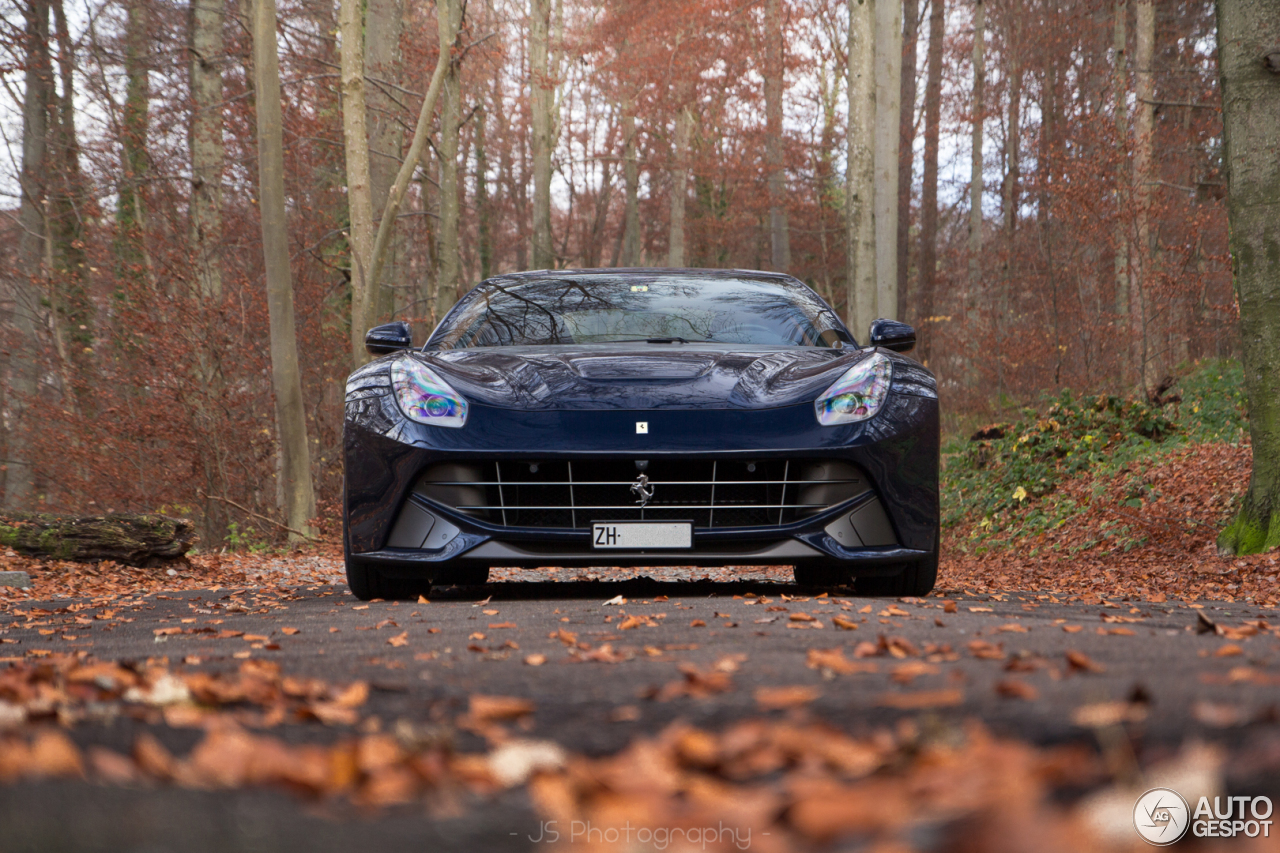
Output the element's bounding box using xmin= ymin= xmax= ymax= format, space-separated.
xmin=854 ymin=536 xmax=939 ymax=597
xmin=793 ymin=564 xmax=851 ymax=588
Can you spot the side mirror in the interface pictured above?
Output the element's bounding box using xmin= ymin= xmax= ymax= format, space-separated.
xmin=365 ymin=321 xmax=413 ymax=355
xmin=868 ymin=318 xmax=916 ymax=353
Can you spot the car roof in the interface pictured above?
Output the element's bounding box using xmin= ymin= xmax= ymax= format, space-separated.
xmin=477 ymin=268 xmax=804 ymax=288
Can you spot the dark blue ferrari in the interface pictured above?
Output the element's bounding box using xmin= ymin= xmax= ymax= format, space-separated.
xmin=342 ymin=269 xmax=938 ymax=599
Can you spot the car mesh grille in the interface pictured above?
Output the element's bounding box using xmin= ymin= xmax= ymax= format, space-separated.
xmin=414 ymin=458 xmax=869 ymax=530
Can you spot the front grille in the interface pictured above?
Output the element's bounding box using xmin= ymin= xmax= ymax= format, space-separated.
xmin=414 ymin=458 xmax=869 ymax=530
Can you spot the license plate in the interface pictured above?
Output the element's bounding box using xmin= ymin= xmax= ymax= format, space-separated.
xmin=592 ymin=522 xmax=692 ymax=549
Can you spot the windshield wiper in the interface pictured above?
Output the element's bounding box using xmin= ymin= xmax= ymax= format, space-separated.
xmin=592 ymin=336 xmax=706 ymax=344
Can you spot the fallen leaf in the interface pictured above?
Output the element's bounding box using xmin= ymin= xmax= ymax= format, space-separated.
xmin=690 ymin=619 xmax=706 ymax=628
xmin=1214 ymin=644 xmax=1243 ymax=657
xmin=387 ymin=632 xmax=409 ymax=647
xmin=603 ymin=595 xmax=626 ymax=606
xmin=1061 ymin=625 xmax=1083 ymax=633
xmin=470 ymin=695 xmax=535 ymax=722
xmin=524 ymin=654 xmax=547 ymax=666
xmin=831 ymin=616 xmax=859 ymax=631
xmin=755 ymin=685 xmax=821 ymax=710
xmin=877 ymin=689 xmax=964 ymax=709
xmin=943 ymin=601 xmax=957 ymax=614
xmin=1065 ymin=650 xmax=1105 ymax=673
xmin=995 ymin=679 xmax=1039 ymax=701
xmin=281 ymin=627 xmax=301 ymax=636
xmin=1072 ymin=702 xmax=1148 ymax=727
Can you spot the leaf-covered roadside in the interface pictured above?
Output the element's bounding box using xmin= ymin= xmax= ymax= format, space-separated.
xmin=940 ymin=362 xmax=1277 ymax=604
xmin=944 ymin=361 xmax=1247 ymax=537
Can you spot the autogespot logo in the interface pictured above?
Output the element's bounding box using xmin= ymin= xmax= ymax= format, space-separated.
xmin=1134 ymin=788 xmax=1191 ymax=846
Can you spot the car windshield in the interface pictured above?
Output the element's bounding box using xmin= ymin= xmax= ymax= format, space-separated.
xmin=429 ymin=275 xmax=853 ymax=349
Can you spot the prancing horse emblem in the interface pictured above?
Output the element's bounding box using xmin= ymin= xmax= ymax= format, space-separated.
xmin=630 ymin=473 xmax=654 ymax=508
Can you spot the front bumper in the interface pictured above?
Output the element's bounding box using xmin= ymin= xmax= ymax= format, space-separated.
xmin=343 ymin=393 xmax=939 ymax=579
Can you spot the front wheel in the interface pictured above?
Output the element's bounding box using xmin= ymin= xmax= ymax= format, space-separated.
xmin=854 ymin=537 xmax=939 ymax=597
xmin=792 ymin=564 xmax=852 ymax=588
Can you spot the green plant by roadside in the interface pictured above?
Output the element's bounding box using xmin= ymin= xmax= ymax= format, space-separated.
xmin=942 ymin=360 xmax=1248 ymax=548
xmin=226 ymin=521 xmax=272 ymax=553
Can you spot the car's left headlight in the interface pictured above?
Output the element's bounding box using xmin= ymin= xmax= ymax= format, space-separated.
xmin=815 ymin=353 xmax=892 ymax=425
xmin=392 ymin=356 xmax=468 ymax=428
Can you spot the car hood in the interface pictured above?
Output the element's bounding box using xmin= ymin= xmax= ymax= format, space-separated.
xmin=411 ymin=345 xmax=926 ymax=411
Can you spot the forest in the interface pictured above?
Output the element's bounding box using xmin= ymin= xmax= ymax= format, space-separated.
xmin=0 ymin=0 xmax=1234 ymax=543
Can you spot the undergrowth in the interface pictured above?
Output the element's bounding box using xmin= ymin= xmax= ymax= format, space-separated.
xmin=942 ymin=360 xmax=1248 ymax=549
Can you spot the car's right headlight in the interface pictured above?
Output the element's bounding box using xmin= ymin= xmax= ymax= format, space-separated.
xmin=815 ymin=353 xmax=893 ymax=425
xmin=392 ymin=356 xmax=469 ymax=428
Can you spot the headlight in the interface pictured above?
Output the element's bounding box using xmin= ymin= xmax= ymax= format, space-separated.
xmin=815 ymin=353 xmax=892 ymax=425
xmin=392 ymin=356 xmax=468 ymax=428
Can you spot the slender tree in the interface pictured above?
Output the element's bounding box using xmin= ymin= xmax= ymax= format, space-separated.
xmin=897 ymin=0 xmax=920 ymax=311
xmin=917 ymin=0 xmax=944 ymax=359
xmin=620 ymin=104 xmax=641 ymax=266
xmin=1215 ymin=0 xmax=1280 ymax=554
xmin=873 ymin=0 xmax=902 ymax=318
xmin=252 ymin=0 xmax=316 ymax=539
xmin=968 ymin=0 xmax=985 ymax=291
xmin=1132 ymin=0 xmax=1158 ymax=390
xmin=668 ymin=106 xmax=692 ymax=267
xmin=116 ymin=0 xmax=151 ymax=285
xmin=530 ymin=0 xmax=555 ymax=268
xmin=846 ymin=0 xmax=877 ymax=337
xmin=764 ymin=0 xmax=790 ymax=271
xmin=189 ymin=0 xmax=224 ymax=300
xmin=436 ymin=0 xmax=463 ymax=317
xmin=339 ymin=0 xmax=376 ymax=363
xmin=5 ymin=0 xmax=53 ymax=509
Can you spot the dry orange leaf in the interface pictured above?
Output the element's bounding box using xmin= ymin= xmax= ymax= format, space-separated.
xmin=995 ymin=679 xmax=1039 ymax=701
xmin=755 ymin=685 xmax=821 ymax=710
xmin=387 ymin=632 xmax=409 ymax=647
xmin=877 ymin=688 xmax=963 ymax=709
xmin=469 ymin=695 xmax=535 ymax=722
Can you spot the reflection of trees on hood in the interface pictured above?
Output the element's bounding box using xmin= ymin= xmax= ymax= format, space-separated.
xmin=434 ymin=275 xmax=850 ymax=348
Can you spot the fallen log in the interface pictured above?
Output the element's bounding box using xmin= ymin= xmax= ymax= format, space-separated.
xmin=0 ymin=513 xmax=197 ymax=567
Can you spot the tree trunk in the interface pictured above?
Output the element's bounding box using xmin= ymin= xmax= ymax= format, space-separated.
xmin=1002 ymin=10 xmax=1021 ymax=236
xmin=1132 ymin=0 xmax=1158 ymax=391
xmin=5 ymin=0 xmax=53 ymax=510
xmin=365 ymin=11 xmax=451 ymax=313
xmin=764 ymin=0 xmax=790 ymax=271
xmin=252 ymin=0 xmax=316 ymax=540
xmin=968 ymin=0 xmax=985 ymax=292
xmin=668 ymin=106 xmax=691 ymax=268
xmin=1215 ymin=0 xmax=1280 ymax=554
xmin=339 ymin=0 xmax=375 ymax=365
xmin=897 ymin=0 xmax=919 ymax=313
xmin=846 ymin=0 xmax=877 ymax=338
xmin=530 ymin=0 xmax=554 ymax=269
xmin=918 ymin=0 xmax=944 ymax=360
xmin=115 ymin=0 xmax=150 ymax=284
xmin=874 ymin=0 xmax=902 ymax=318
xmin=621 ymin=106 xmax=641 ymax=266
xmin=1113 ymin=0 xmax=1129 ymax=323
xmin=436 ymin=0 xmax=463 ymax=319
xmin=189 ymin=0 xmax=224 ymax=300
xmin=50 ymin=0 xmax=91 ymax=378
xmin=365 ymin=0 xmax=405 ymax=320
xmin=0 ymin=513 xmax=197 ymax=566
xmin=476 ymin=103 xmax=493 ymax=281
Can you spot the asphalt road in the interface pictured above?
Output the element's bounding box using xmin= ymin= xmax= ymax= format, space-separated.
xmin=3 ymin=575 xmax=1280 ymax=852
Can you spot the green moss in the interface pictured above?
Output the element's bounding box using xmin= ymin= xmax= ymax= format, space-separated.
xmin=1218 ymin=510 xmax=1280 ymax=555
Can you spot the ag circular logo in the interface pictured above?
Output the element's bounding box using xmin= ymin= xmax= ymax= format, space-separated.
xmin=1134 ymin=787 xmax=1191 ymax=845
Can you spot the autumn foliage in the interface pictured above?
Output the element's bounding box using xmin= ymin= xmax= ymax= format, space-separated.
xmin=0 ymin=0 xmax=1233 ymax=544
